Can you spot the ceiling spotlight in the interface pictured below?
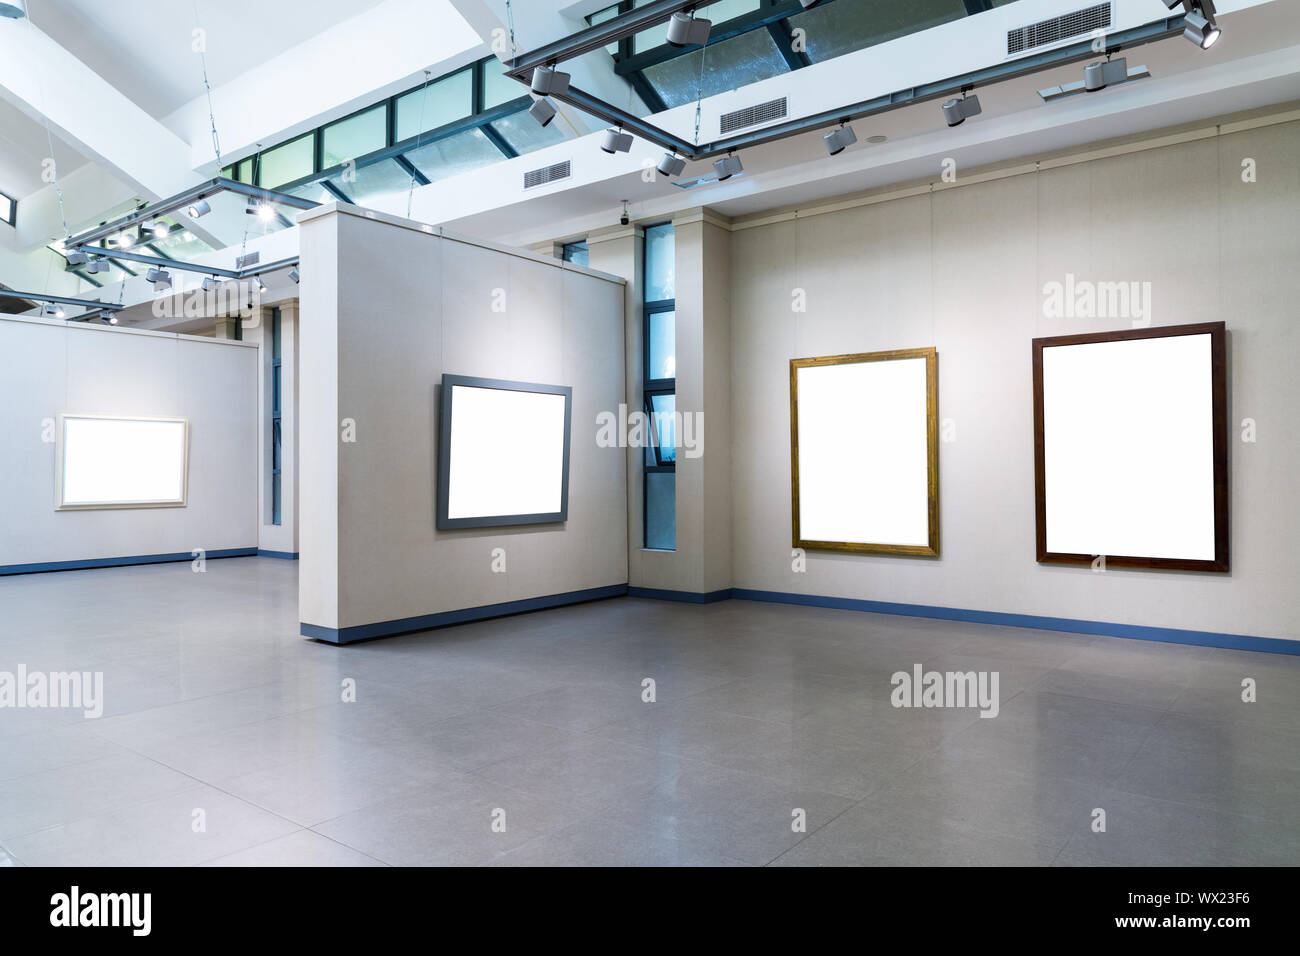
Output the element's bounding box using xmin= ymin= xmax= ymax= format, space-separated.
xmin=1083 ymin=56 xmax=1129 ymax=92
xmin=43 ymin=303 xmax=64 ymax=319
xmin=85 ymin=258 xmax=107 ymax=274
xmin=601 ymin=127 xmax=633 ymax=154
xmin=530 ymin=64 xmax=570 ymax=97
xmin=65 ymin=249 xmax=88 ymax=265
xmin=824 ymin=123 xmax=857 ymax=156
xmin=202 ymin=276 xmax=221 ymax=292
xmin=1183 ymin=8 xmax=1221 ymax=49
xmin=288 ymin=268 xmax=300 ymax=284
xmin=657 ymin=152 xmax=686 ymax=177
xmin=714 ymin=153 xmax=743 ymax=181
xmin=188 ymin=198 xmax=211 ymax=218
xmin=667 ymin=10 xmax=711 ymax=48
xmin=254 ymin=275 xmax=267 ymax=293
xmin=529 ymin=97 xmax=558 ymax=128
xmin=148 ymin=220 xmax=170 ymax=238
xmin=941 ymin=93 xmax=981 ymax=127
xmin=114 ymin=231 xmax=136 ymax=249
xmin=146 ymin=268 xmax=172 ymax=287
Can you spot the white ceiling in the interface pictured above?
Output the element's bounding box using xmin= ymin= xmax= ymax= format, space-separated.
xmin=0 ymin=95 xmax=87 ymax=198
xmin=25 ymin=0 xmax=391 ymax=119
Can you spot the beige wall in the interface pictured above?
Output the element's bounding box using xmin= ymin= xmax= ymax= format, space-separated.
xmin=727 ymin=118 xmax=1300 ymax=642
xmin=297 ymin=204 xmax=628 ymax=637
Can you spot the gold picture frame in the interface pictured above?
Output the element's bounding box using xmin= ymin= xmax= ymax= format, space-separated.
xmin=790 ymin=348 xmax=939 ymax=556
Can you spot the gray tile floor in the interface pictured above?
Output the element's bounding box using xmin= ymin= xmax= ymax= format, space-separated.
xmin=2 ymin=556 xmax=1298 ymax=866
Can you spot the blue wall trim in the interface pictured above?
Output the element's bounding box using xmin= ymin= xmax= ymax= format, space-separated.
xmin=257 ymin=549 xmax=300 ymax=560
xmin=302 ymin=583 xmax=629 ymax=644
xmin=0 ymin=547 xmax=258 ymax=576
xmin=628 ymin=586 xmax=734 ymax=605
xmin=731 ymin=588 xmax=1300 ymax=656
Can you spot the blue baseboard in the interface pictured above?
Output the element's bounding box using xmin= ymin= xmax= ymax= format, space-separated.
xmin=257 ymin=549 xmax=299 ymax=560
xmin=628 ymin=586 xmax=734 ymax=605
xmin=731 ymin=588 xmax=1300 ymax=656
xmin=302 ymin=583 xmax=630 ymax=644
xmin=0 ymin=547 xmax=258 ymax=576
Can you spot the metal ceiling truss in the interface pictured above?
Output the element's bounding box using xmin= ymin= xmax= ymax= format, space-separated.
xmin=0 ymin=288 xmax=125 ymax=321
xmin=60 ymin=177 xmax=315 ymax=278
xmin=505 ymin=2 xmax=1190 ymax=162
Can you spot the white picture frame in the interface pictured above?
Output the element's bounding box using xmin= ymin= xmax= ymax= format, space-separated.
xmin=55 ymin=414 xmax=190 ymax=511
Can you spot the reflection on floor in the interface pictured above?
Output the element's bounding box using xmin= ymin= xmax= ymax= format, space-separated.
xmin=1 ymin=556 xmax=1298 ymax=866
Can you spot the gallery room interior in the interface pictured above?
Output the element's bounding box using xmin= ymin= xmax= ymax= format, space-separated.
xmin=1 ymin=0 xmax=1298 ymax=878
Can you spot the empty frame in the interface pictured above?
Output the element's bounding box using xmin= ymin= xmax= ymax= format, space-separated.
xmin=1033 ymin=321 xmax=1228 ymax=572
xmin=437 ymin=375 xmax=572 ymax=530
xmin=56 ymin=414 xmax=189 ymax=510
xmin=790 ymin=348 xmax=939 ymax=555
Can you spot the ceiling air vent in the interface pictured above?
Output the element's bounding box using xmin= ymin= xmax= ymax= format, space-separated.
xmin=720 ymin=96 xmax=787 ymax=135
xmin=524 ymin=160 xmax=571 ymax=189
xmin=1007 ymin=2 xmax=1110 ymax=55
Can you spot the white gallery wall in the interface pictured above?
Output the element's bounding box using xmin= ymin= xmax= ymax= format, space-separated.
xmin=297 ymin=203 xmax=628 ymax=639
xmin=728 ymin=117 xmax=1300 ymax=643
xmin=0 ymin=316 xmax=259 ymax=570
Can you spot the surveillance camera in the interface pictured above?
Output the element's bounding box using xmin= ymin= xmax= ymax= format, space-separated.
xmin=620 ymin=213 xmax=629 ymax=226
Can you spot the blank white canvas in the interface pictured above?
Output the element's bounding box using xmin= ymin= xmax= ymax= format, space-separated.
xmin=61 ymin=417 xmax=187 ymax=507
xmin=1042 ymin=333 xmax=1215 ymax=560
xmin=446 ymin=385 xmax=566 ymax=519
xmin=797 ymin=357 xmax=930 ymax=547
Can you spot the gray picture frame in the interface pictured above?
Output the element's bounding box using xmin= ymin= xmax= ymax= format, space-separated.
xmin=437 ymin=374 xmax=573 ymax=530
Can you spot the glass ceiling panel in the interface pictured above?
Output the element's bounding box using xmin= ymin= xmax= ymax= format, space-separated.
xmin=327 ymin=158 xmax=413 ymax=207
xmin=323 ymin=105 xmax=386 ymax=168
xmin=787 ymin=0 xmax=969 ymax=63
xmin=284 ymin=180 xmax=335 ymax=205
xmin=259 ymin=134 xmax=315 ymax=188
xmin=642 ymin=27 xmax=789 ymax=109
xmin=395 ymin=68 xmax=473 ymax=142
xmin=489 ymin=109 xmax=568 ymax=155
xmin=483 ymin=57 xmax=526 ymax=110
xmin=403 ymin=128 xmax=505 ymax=184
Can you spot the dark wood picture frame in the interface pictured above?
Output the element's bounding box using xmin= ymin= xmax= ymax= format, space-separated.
xmin=1032 ymin=321 xmax=1229 ymax=573
xmin=790 ymin=347 xmax=940 ymax=556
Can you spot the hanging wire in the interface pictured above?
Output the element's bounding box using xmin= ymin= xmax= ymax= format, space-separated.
xmin=22 ymin=2 xmax=71 ymax=262
xmin=193 ymin=0 xmax=223 ymax=170
xmin=692 ymin=30 xmax=711 ymax=148
xmin=406 ymin=70 xmax=433 ymax=219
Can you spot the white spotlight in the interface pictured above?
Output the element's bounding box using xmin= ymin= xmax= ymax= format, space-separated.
xmin=941 ymin=93 xmax=981 ymax=127
xmin=288 ymin=268 xmax=300 ymax=284
xmin=529 ymin=97 xmax=558 ymax=128
xmin=1083 ymin=57 xmax=1128 ymax=92
xmin=1183 ymin=9 xmax=1221 ymax=48
xmin=254 ymin=275 xmax=267 ymax=293
xmin=202 ymin=276 xmax=221 ymax=292
xmin=657 ymin=152 xmax=686 ymax=177
xmin=530 ymin=65 xmax=570 ymax=96
xmin=43 ymin=302 xmax=64 ymax=319
xmin=188 ymin=198 xmax=211 ymax=218
xmin=666 ymin=11 xmax=711 ymax=48
xmin=601 ymin=128 xmax=633 ymax=154
xmin=146 ymin=268 xmax=172 ymax=288
xmin=824 ymin=124 xmax=857 ymax=156
xmin=148 ymin=220 xmax=170 ymax=238
xmin=108 ymin=315 xmax=118 ymax=325
xmin=713 ymin=153 xmax=743 ymax=181
xmin=65 ymin=249 xmax=88 ymax=265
